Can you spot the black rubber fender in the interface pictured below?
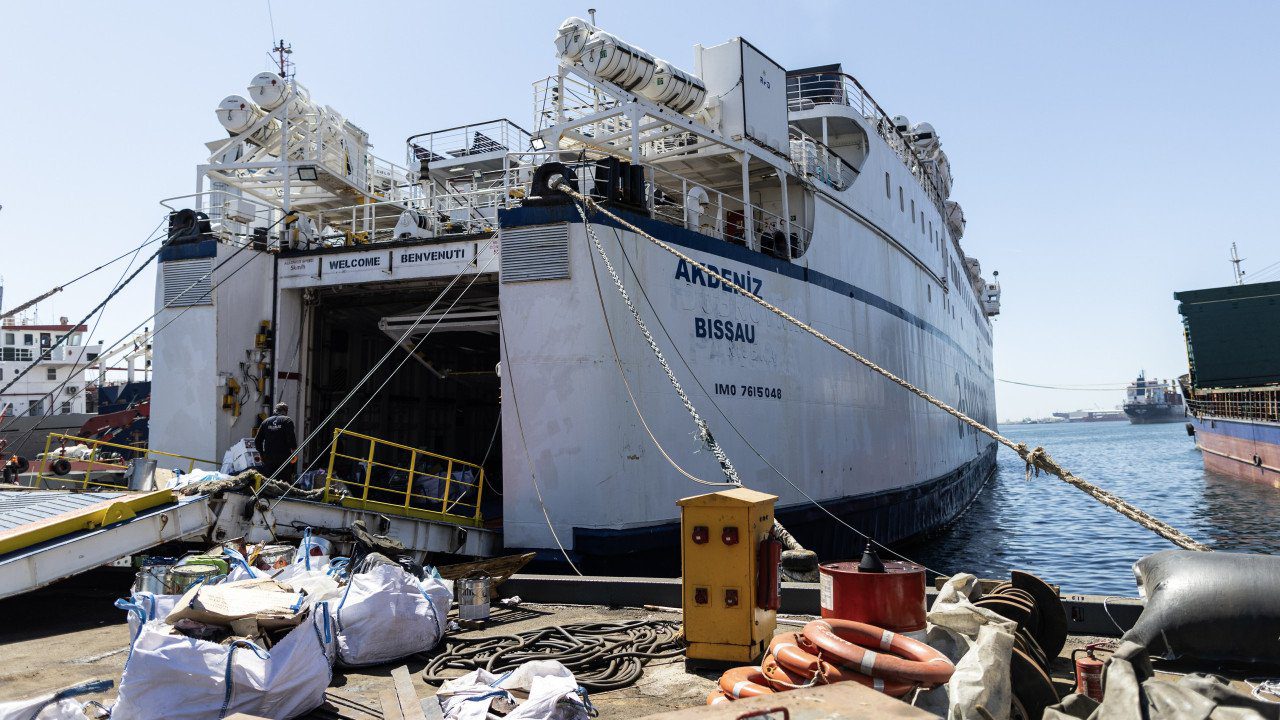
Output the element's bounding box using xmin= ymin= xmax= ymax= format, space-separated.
xmin=51 ymin=457 xmax=72 ymax=476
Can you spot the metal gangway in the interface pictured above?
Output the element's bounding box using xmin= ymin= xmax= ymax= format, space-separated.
xmin=0 ymin=432 xmax=500 ymax=600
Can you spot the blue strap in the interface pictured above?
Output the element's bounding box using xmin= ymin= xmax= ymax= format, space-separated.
xmin=301 ymin=527 xmax=314 ymax=570
xmin=25 ymin=680 xmax=115 ymax=720
xmin=221 ymin=546 xmax=261 ymax=578
xmin=217 ymin=640 xmax=270 ymax=719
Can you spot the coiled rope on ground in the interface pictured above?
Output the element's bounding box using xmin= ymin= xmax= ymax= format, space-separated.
xmin=554 ymin=183 xmax=1209 ymax=553
xmin=420 ymin=620 xmax=685 ymax=691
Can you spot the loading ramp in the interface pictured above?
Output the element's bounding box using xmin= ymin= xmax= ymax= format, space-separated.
xmin=0 ymin=486 xmax=500 ymax=601
xmin=0 ymin=490 xmax=214 ymax=601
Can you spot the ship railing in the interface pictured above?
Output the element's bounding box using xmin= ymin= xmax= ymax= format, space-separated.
xmin=1185 ymin=391 xmax=1280 ymax=423
xmin=499 ymin=150 xmax=812 ymax=259
xmin=533 ymin=73 xmax=623 ymax=134
xmin=788 ymin=130 xmax=858 ymax=191
xmin=322 ymin=428 xmax=486 ymax=528
xmin=33 ymin=432 xmax=217 ymax=491
xmin=406 ymin=120 xmax=534 ymax=169
xmin=787 ymin=71 xmax=946 ymax=211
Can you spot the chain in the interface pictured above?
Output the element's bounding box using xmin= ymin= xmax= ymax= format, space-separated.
xmin=572 ymin=200 xmax=741 ymax=486
xmin=556 ymin=183 xmax=1209 ymax=552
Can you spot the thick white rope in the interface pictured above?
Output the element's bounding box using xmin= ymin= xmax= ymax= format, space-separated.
xmin=556 ymin=183 xmax=1209 ymax=553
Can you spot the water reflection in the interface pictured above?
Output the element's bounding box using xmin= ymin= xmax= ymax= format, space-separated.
xmin=911 ymin=421 xmax=1279 ymax=595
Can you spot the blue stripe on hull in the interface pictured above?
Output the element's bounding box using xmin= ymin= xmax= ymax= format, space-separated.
xmin=500 ymin=204 xmax=989 ymax=374
xmin=1191 ymin=415 xmax=1280 ymax=444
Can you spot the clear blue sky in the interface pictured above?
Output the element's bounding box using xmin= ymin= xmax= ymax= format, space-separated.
xmin=0 ymin=1 xmax=1275 ymax=419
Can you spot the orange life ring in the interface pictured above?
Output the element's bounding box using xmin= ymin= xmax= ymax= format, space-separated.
xmin=705 ymin=690 xmax=733 ymax=705
xmin=764 ymin=637 xmax=916 ymax=697
xmin=802 ymin=619 xmax=954 ymax=687
xmin=718 ymin=666 xmax=774 ymax=698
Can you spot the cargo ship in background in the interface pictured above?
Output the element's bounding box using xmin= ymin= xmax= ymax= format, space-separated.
xmin=1176 ymin=279 xmax=1280 ymax=484
xmin=1121 ymin=372 xmax=1184 ymax=424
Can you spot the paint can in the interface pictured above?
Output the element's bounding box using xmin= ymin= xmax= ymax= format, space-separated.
xmin=166 ymin=564 xmax=220 ymax=594
xmin=134 ymin=556 xmax=177 ymax=594
xmin=253 ymin=544 xmax=295 ymax=571
xmin=457 ymin=575 xmax=492 ymax=621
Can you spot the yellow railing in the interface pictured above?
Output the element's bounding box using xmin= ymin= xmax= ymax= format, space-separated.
xmin=323 ymin=428 xmax=486 ymax=528
xmin=35 ymin=433 xmax=217 ymax=491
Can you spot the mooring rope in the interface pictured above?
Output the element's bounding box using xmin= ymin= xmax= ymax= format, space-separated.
xmin=572 ymin=200 xmax=741 ymax=486
xmin=555 ymin=183 xmax=1209 ymax=552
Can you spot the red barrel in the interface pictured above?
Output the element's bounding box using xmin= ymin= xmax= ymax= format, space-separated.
xmin=818 ymin=561 xmax=926 ymax=632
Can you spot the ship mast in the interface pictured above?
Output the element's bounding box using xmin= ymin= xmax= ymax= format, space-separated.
xmin=1230 ymin=242 xmax=1246 ymax=285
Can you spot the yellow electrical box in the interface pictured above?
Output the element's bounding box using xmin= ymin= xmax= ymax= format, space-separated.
xmin=678 ymin=487 xmax=779 ymax=663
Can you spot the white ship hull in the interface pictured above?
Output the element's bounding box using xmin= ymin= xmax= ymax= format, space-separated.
xmin=498 ymin=199 xmax=997 ymax=563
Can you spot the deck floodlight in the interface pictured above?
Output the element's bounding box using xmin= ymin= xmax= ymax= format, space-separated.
xmin=530 ymin=137 xmax=546 ymax=151
xmin=296 ymin=165 xmax=318 ymax=181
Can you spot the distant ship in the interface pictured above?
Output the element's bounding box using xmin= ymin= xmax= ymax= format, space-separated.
xmin=1122 ymin=372 xmax=1185 ymax=424
xmin=1176 ymin=280 xmax=1280 ymax=483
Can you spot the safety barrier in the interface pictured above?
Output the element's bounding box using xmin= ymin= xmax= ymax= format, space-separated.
xmin=322 ymin=428 xmax=486 ymax=528
xmin=34 ymin=433 xmax=216 ymax=491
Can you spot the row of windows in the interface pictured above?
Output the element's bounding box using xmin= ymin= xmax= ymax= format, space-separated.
xmin=2 ymin=332 xmax=83 ymax=347
xmin=20 ymin=399 xmax=74 ymax=415
xmin=887 ymin=172 xmax=942 ymax=251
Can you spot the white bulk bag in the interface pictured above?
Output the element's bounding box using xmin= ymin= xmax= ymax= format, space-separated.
xmin=111 ymin=602 xmax=334 ymax=720
xmin=436 ymin=660 xmax=591 ymax=720
xmin=334 ymin=563 xmax=450 ymax=667
xmin=0 ymin=679 xmax=113 ymax=720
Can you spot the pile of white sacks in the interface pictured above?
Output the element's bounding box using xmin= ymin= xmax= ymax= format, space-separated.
xmin=110 ymin=534 xmax=452 ymax=720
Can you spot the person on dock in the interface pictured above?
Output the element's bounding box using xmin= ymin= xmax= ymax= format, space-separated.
xmin=256 ymin=402 xmax=298 ymax=483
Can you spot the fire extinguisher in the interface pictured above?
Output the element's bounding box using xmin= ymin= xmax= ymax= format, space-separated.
xmin=756 ymin=530 xmax=783 ymax=610
xmin=1072 ymin=642 xmax=1111 ymax=701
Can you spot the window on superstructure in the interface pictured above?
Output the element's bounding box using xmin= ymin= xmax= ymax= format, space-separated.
xmin=39 ymin=333 xmax=51 ymax=348
xmin=27 ymin=399 xmax=39 ymax=415
xmin=899 ymin=187 xmax=904 ymax=212
xmin=920 ymin=211 xmax=925 ymax=232
xmin=911 ymin=199 xmax=916 ymax=222
xmin=23 ymin=334 xmax=32 ymax=346
xmin=885 ymin=172 xmax=891 ymax=198
xmin=927 ymin=285 xmax=932 ymax=302
xmin=60 ymin=401 xmax=71 ymax=415
xmin=3 ymin=333 xmax=11 ymax=346
xmin=47 ymin=368 xmax=56 ymax=380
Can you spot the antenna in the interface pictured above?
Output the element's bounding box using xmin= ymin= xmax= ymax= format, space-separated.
xmin=588 ymin=8 xmax=597 ymax=24
xmin=271 ymin=39 xmax=293 ymax=79
xmin=1230 ymin=242 xmax=1247 ymax=285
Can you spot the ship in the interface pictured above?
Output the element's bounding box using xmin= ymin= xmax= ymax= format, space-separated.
xmin=148 ymin=18 xmax=1001 ymax=567
xmin=1176 ymin=280 xmax=1280 ymax=484
xmin=1121 ymin=372 xmax=1185 ymax=424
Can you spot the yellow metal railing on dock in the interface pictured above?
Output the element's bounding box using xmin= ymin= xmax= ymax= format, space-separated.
xmin=323 ymin=428 xmax=486 ymax=528
xmin=35 ymin=433 xmax=216 ymax=491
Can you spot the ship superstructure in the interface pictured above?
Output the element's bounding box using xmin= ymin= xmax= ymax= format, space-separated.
xmin=1122 ymin=372 xmax=1185 ymax=424
xmin=149 ymin=19 xmax=1001 ymax=565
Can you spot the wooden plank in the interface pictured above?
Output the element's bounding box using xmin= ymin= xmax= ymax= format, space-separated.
xmin=637 ymin=682 xmax=937 ymax=719
xmin=380 ymin=690 xmax=406 ymax=720
xmin=391 ymin=665 xmax=427 ymax=720
xmin=436 ymin=552 xmax=536 ymax=585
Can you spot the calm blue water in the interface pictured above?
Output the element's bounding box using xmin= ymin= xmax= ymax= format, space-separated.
xmin=911 ymin=421 xmax=1280 ymax=596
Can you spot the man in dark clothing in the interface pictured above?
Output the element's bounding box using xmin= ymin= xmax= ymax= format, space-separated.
xmin=255 ymin=402 xmax=298 ymax=482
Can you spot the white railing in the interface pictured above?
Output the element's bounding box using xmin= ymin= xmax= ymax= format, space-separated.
xmin=407 ymin=120 xmax=533 ymax=167
xmin=788 ymin=71 xmax=945 ymax=211
xmin=788 ymin=131 xmax=856 ymax=191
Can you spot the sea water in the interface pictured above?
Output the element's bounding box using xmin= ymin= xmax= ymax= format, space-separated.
xmin=912 ymin=420 xmax=1280 ymax=595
